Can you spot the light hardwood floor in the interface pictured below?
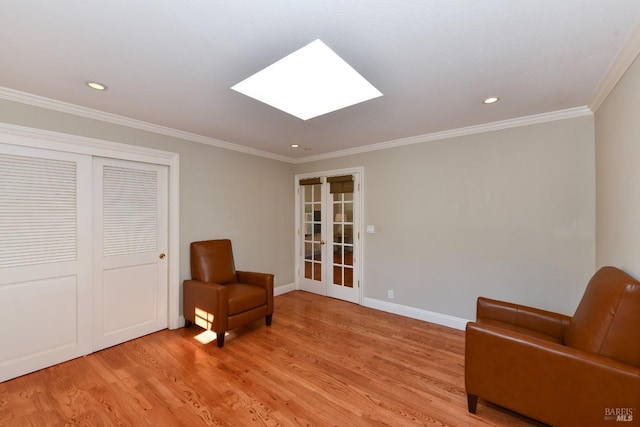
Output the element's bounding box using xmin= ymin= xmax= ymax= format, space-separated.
xmin=0 ymin=291 xmax=544 ymax=426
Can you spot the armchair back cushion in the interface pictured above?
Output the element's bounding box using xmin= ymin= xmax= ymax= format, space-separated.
xmin=190 ymin=239 xmax=237 ymax=284
xmin=564 ymin=266 xmax=640 ymax=367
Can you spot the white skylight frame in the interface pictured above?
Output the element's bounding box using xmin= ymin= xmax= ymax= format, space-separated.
xmin=231 ymin=39 xmax=383 ymax=120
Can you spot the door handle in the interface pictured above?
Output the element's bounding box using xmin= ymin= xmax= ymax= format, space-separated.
xmin=159 ymin=253 xmax=166 ymax=259
xmin=320 ymin=240 xmax=325 ymax=245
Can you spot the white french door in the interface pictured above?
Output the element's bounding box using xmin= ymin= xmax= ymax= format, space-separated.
xmin=327 ymin=177 xmax=357 ymax=303
xmin=297 ymin=170 xmax=361 ymax=304
xmin=299 ymin=177 xmax=326 ymax=296
xmin=92 ymin=158 xmax=168 ymax=351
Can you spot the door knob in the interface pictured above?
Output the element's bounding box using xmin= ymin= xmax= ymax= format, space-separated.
xmin=159 ymin=253 xmax=166 ymax=259
xmin=320 ymin=240 xmax=325 ymax=245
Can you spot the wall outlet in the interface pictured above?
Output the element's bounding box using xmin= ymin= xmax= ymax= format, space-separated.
xmin=387 ymin=289 xmax=394 ymax=299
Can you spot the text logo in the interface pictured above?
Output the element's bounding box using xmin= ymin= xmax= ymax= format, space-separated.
xmin=605 ymin=408 xmax=635 ymax=422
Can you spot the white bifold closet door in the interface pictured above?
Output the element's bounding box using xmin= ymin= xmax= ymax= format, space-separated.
xmin=92 ymin=158 xmax=168 ymax=351
xmin=0 ymin=144 xmax=92 ymax=382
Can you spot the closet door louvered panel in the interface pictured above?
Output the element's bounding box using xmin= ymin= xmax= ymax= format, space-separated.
xmin=0 ymin=153 xmax=77 ymax=268
xmin=102 ymin=165 xmax=158 ymax=257
xmin=0 ymin=144 xmax=92 ymax=383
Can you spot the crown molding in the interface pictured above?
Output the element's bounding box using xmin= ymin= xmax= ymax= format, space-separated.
xmin=2 ymin=86 xmax=593 ymax=166
xmin=294 ymin=106 xmax=593 ymax=164
xmin=0 ymin=86 xmax=294 ymax=163
xmin=589 ymin=23 xmax=640 ymax=113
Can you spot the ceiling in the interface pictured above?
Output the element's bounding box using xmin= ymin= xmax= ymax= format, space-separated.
xmin=2 ymin=1 xmax=640 ymax=161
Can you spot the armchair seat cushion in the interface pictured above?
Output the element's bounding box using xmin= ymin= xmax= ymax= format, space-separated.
xmin=226 ymin=283 xmax=268 ymax=315
xmin=477 ymin=319 xmax=563 ymax=344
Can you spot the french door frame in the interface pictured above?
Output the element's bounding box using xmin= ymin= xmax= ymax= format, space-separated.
xmin=294 ymin=167 xmax=364 ymax=304
xmin=0 ymin=123 xmax=181 ymax=329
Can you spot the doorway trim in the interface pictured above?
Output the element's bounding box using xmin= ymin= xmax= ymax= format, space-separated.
xmin=294 ymin=166 xmax=364 ymax=304
xmin=0 ymin=123 xmax=181 ymax=329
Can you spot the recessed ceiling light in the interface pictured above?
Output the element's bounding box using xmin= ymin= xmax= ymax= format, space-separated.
xmin=85 ymin=81 xmax=108 ymax=91
xmin=483 ymin=96 xmax=499 ymax=104
xmin=291 ymin=144 xmax=300 ymax=148
xmin=231 ymin=39 xmax=383 ymax=120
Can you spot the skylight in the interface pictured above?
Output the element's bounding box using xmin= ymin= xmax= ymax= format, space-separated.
xmin=231 ymin=39 xmax=382 ymax=120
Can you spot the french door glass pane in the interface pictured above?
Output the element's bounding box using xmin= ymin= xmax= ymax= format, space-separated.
xmin=332 ymin=192 xmax=353 ymax=288
xmin=304 ymin=183 xmax=322 ymax=281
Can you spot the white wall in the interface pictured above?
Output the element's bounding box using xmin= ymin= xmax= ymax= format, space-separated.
xmin=595 ymin=53 xmax=640 ymax=277
xmin=0 ymin=99 xmax=296 ymax=295
xmin=296 ymin=116 xmax=596 ymax=320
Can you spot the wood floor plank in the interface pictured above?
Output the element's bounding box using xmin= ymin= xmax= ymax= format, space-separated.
xmin=0 ymin=291 xmax=545 ymax=426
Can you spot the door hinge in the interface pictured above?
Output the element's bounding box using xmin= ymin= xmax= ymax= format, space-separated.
xmin=358 ymin=183 xmax=360 ymax=191
xmin=358 ymin=280 xmax=360 ymax=288
xmin=358 ymin=231 xmax=360 ymax=240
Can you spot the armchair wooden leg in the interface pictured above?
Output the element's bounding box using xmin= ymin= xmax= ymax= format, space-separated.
xmin=467 ymin=394 xmax=478 ymax=414
xmin=266 ymin=314 xmax=273 ymax=326
xmin=216 ymin=333 xmax=225 ymax=348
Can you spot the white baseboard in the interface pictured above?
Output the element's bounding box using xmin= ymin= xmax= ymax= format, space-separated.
xmin=274 ymin=282 xmax=296 ymax=296
xmin=177 ymin=287 xmax=468 ymax=331
xmin=363 ymin=297 xmax=470 ymax=331
xmin=176 ymin=315 xmax=186 ymax=329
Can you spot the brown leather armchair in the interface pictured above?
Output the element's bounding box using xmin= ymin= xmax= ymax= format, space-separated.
xmin=183 ymin=239 xmax=274 ymax=347
xmin=465 ymin=266 xmax=640 ymax=427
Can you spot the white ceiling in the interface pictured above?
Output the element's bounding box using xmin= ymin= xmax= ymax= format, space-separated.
xmin=2 ymin=1 xmax=640 ymax=161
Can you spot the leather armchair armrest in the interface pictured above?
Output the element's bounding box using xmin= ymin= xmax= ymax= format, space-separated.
xmin=476 ymin=297 xmax=571 ymax=340
xmin=183 ymin=279 xmax=227 ymax=333
xmin=236 ymin=271 xmax=274 ymax=288
xmin=236 ymin=271 xmax=274 ymax=314
xmin=465 ymin=322 xmax=640 ymax=426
